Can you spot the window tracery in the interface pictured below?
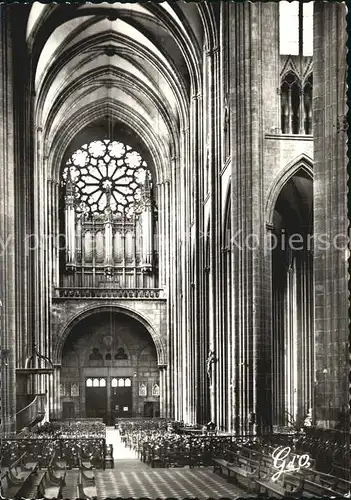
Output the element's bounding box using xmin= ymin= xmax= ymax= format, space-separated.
xmin=62 ymin=140 xmax=149 ymax=218
xmin=281 ymin=72 xmax=301 ymax=134
xmin=280 ymin=72 xmax=313 ymax=135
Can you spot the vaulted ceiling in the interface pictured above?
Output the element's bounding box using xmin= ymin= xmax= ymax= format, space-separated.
xmin=26 ymin=3 xmax=216 ymax=182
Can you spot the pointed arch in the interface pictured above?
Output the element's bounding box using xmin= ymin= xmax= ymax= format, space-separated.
xmin=265 ymin=154 xmax=313 ymax=227
xmin=55 ymin=304 xmax=166 ymax=366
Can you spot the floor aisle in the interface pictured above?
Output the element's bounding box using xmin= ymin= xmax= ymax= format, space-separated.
xmin=63 ymin=427 xmax=248 ymax=499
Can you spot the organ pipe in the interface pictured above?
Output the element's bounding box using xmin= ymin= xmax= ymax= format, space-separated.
xmin=104 ymin=185 xmax=114 ymax=275
xmin=65 ymin=168 xmax=76 ymax=269
xmin=140 ymin=175 xmax=153 ymax=272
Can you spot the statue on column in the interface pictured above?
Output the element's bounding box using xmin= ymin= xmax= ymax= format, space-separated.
xmin=206 ymin=349 xmax=217 ymax=386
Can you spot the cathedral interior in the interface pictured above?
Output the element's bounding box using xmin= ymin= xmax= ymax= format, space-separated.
xmin=0 ymin=1 xmax=349 ymax=499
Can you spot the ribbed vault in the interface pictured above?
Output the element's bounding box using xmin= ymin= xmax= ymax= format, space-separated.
xmin=27 ymin=3 xmax=216 ymax=182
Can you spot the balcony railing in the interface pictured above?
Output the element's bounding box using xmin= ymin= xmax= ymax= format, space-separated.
xmin=16 ymin=393 xmax=46 ymax=432
xmin=53 ymin=287 xmax=165 ymax=300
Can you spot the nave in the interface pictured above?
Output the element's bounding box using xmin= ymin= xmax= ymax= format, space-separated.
xmin=99 ymin=427 xmax=246 ymax=500
xmin=1 ymin=418 xmax=350 ymax=500
xmin=0 ymin=4 xmax=348 ymax=499
xmin=0 ymin=420 xmax=248 ymax=499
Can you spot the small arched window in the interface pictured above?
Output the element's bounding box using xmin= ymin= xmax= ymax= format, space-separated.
xmin=86 ymin=378 xmax=93 ymax=387
xmin=105 ymin=353 xmax=112 ymax=361
xmin=281 ymin=72 xmax=301 ymax=134
xmin=303 ymin=74 xmax=313 ymax=134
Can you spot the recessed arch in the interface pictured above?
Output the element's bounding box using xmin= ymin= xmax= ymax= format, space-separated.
xmin=47 ymin=99 xmax=175 ymax=186
xmin=55 ymin=304 xmax=166 ymax=366
xmin=265 ymin=154 xmax=313 ymax=228
xmin=41 ymin=65 xmax=178 ymax=148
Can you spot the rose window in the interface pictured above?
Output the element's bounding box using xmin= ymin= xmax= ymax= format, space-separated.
xmin=62 ymin=140 xmax=150 ymax=217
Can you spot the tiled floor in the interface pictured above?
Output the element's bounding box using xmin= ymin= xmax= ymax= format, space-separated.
xmin=95 ymin=468 xmax=247 ymax=499
xmin=61 ymin=427 xmax=248 ymax=499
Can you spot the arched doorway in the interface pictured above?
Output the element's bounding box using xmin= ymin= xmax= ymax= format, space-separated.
xmin=60 ymin=311 xmax=160 ymax=424
xmin=271 ymin=166 xmax=313 ymax=429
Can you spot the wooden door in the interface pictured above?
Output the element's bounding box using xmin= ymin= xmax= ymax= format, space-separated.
xmin=85 ymin=378 xmax=107 ymax=421
xmin=111 ymin=377 xmax=132 ymax=418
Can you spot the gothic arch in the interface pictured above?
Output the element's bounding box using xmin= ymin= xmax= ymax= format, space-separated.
xmin=47 ymin=100 xmax=173 ymax=186
xmin=55 ymin=304 xmax=166 ymax=367
xmin=265 ymin=154 xmax=313 ymax=227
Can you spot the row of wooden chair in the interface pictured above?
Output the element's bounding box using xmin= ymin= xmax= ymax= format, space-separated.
xmin=76 ymin=468 xmax=97 ymax=500
xmin=0 ymin=449 xmax=67 ymax=500
xmin=213 ymin=444 xmax=351 ymax=498
xmin=0 ymin=452 xmax=39 ymax=499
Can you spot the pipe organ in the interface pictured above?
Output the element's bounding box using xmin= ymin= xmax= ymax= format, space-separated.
xmin=61 ymin=140 xmax=157 ymax=289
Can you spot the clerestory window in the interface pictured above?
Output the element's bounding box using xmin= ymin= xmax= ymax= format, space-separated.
xmin=279 ymin=1 xmax=313 ymax=57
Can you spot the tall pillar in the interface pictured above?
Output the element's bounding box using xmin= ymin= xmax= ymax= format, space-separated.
xmin=229 ymin=2 xmax=270 ymax=434
xmin=180 ymin=126 xmax=190 ymax=423
xmin=52 ymin=364 xmax=61 ymax=419
xmin=313 ymin=3 xmax=348 ymax=428
xmin=158 ymin=365 xmax=167 ymax=417
xmin=170 ymin=155 xmax=180 ymax=420
xmin=0 ymin=5 xmax=16 ymax=436
xmin=189 ymin=92 xmax=202 ymax=425
xmin=206 ymin=41 xmax=220 ymax=425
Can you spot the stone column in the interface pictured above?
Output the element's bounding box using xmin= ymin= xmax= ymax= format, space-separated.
xmin=229 ymin=2 xmax=269 ymax=434
xmin=206 ymin=41 xmax=220 ymax=425
xmin=189 ymin=92 xmax=202 ymax=425
xmin=163 ymin=178 xmax=172 ymax=419
xmin=0 ymin=5 xmax=17 ymax=436
xmin=180 ymin=125 xmax=190 ymax=423
xmin=158 ymin=365 xmax=166 ymax=417
xmin=313 ymin=3 xmax=348 ymax=428
xmin=52 ymin=364 xmax=61 ymax=419
xmin=170 ymin=155 xmax=180 ymax=420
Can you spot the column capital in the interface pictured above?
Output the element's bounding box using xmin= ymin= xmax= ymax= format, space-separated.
xmin=48 ymin=178 xmax=59 ymax=186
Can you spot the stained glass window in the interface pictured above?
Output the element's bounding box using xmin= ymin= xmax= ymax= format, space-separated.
xmin=62 ymin=140 xmax=150 ymax=217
